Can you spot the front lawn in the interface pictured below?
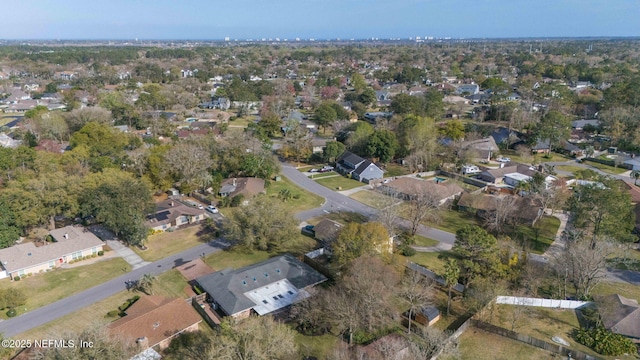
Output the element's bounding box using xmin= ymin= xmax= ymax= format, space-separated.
xmin=349 ymin=190 xmax=399 ymax=209
xmin=0 ymin=258 xmax=131 ymax=319
xmin=445 ymin=328 xmax=556 ymax=360
xmin=555 ymin=165 xmax=585 ymax=175
xmin=134 ymin=225 xmax=213 ymax=262
xmin=583 ymin=160 xmax=629 ymax=175
xmin=315 ymin=175 xmax=366 ymax=191
xmin=509 ymin=216 xmax=561 ymax=254
xmin=407 ymin=251 xmax=451 ymax=274
xmin=411 ymin=235 xmax=439 ymax=248
xmin=384 ymin=163 xmax=411 ymax=177
xmin=295 ymin=333 xmax=339 ymax=359
xmin=154 ymin=269 xmax=191 ymax=298
xmin=204 ymin=249 xmax=272 ymax=271
xmin=430 ymin=209 xmax=481 ymax=234
xmin=267 ymin=177 xmax=324 ymax=213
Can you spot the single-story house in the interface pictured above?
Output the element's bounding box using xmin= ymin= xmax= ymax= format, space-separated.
xmin=335 ymin=151 xmax=384 ymax=183
xmin=531 ymin=138 xmax=551 ymax=154
xmin=0 ymin=225 xmax=104 ymax=280
xmin=311 ymin=138 xmax=329 ymax=154
xmin=378 ymin=177 xmax=463 ymax=206
xmin=571 ymin=119 xmax=601 ymax=130
xmin=313 ymin=218 xmax=343 ymax=246
xmin=363 ymin=112 xmax=393 ymax=124
xmin=624 ymin=157 xmax=640 ymax=171
xmin=594 ymin=294 xmax=640 ymax=341
xmin=108 ymin=295 xmax=202 ymax=351
xmin=219 ymin=177 xmax=266 ymax=199
xmin=195 ymin=254 xmax=327 ymax=318
xmin=415 ymin=306 xmax=441 ymax=327
xmin=478 ymin=163 xmax=538 ymax=185
xmin=146 ymin=200 xmax=207 ymax=232
xmin=461 ymin=137 xmax=499 ymax=162
xmin=456 ymin=192 xmax=541 ymax=224
xmin=503 ymin=173 xmax=532 ymax=187
xmin=0 ymin=133 xmax=22 ymax=148
xmin=455 ymin=83 xmax=480 ymax=95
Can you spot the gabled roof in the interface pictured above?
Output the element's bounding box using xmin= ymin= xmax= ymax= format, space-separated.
xmin=219 ymin=177 xmax=265 ymax=198
xmin=353 ymin=159 xmax=376 ymax=176
xmin=0 ymin=226 xmax=103 ymax=273
xmin=196 ymin=254 xmax=327 ymax=316
xmin=146 ymin=200 xmax=205 ymax=227
xmin=480 ymin=163 xmax=537 ymax=180
xmin=382 ymin=177 xmax=463 ymax=202
xmin=314 ymin=218 xmax=343 ymax=244
xmin=108 ymin=296 xmax=202 ymax=349
xmin=457 ymin=193 xmax=540 ymax=221
xmin=463 ymin=136 xmax=499 ymax=152
xmin=595 ymin=294 xmax=640 ymax=339
xmin=336 ymin=150 xmax=365 ymax=170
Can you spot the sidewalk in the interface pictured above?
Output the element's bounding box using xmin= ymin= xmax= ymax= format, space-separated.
xmin=541 ymin=210 xmax=570 ymax=260
xmin=106 ymin=240 xmax=151 ymax=270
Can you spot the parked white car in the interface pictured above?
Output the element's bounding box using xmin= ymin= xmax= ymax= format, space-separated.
xmin=462 ymin=165 xmax=480 ymax=174
xmin=496 ymin=157 xmax=511 ymax=163
xmin=206 ymin=205 xmax=219 ymax=214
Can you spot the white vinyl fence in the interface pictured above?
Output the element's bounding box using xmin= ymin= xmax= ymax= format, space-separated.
xmin=496 ymin=296 xmax=590 ymax=309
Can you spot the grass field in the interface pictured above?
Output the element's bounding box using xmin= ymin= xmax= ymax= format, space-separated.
xmin=267 ymin=177 xmax=324 ymax=213
xmin=295 ymin=333 xmax=339 ymax=359
xmin=583 ymin=160 xmax=629 ymax=175
xmin=407 ymin=251 xmax=452 ymax=274
xmin=349 ymin=190 xmax=399 ymax=209
xmin=204 ymin=249 xmax=273 ymax=271
xmin=444 ymin=328 xmax=557 ymax=360
xmin=315 ymin=176 xmax=366 ymax=191
xmin=556 ymin=165 xmax=584 ymax=174
xmin=308 ymin=171 xmax=340 ymax=179
xmin=499 ymin=150 xmax=571 ymax=164
xmin=430 ymin=209 xmax=481 ymax=234
xmin=134 ymin=225 xmax=213 ymax=262
xmin=510 ymin=216 xmax=561 ymax=254
xmin=0 ymin=258 xmax=131 ymax=319
xmin=411 ymin=235 xmax=439 ymax=248
xmin=489 ymin=305 xmax=603 ymax=359
xmin=593 ymin=281 xmax=640 ymax=301
xmin=384 ymin=163 xmax=411 ymax=177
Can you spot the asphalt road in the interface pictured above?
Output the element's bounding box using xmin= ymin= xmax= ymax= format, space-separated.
xmin=0 ymin=240 xmax=228 ymax=338
xmin=280 ymin=163 xmax=456 ymax=246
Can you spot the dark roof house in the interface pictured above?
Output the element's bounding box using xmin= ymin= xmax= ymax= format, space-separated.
xmin=595 ymin=294 xmax=640 ymax=340
xmin=335 ymin=151 xmax=384 ymax=183
xmin=195 ymin=254 xmax=327 ymax=318
xmin=313 ymin=218 xmax=343 ymax=246
xmin=219 ymin=177 xmax=266 ymax=199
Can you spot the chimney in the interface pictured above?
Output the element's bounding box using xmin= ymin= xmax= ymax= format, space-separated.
xmin=500 ymin=163 xmax=504 ymax=168
xmin=170 ymin=201 xmax=174 ymax=207
xmin=232 ymin=178 xmax=236 ymax=186
xmin=136 ymin=337 xmax=148 ymax=349
xmin=63 ymin=233 xmax=68 ymax=239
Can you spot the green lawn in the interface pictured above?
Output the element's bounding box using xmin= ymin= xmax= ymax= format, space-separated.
xmin=204 ymin=249 xmax=272 ymax=271
xmin=0 ymin=258 xmax=131 ymax=319
xmin=431 ymin=209 xmax=481 ymax=234
xmin=227 ymin=116 xmax=254 ymax=127
xmin=411 ymin=235 xmax=439 ymax=248
xmin=384 ymin=163 xmax=411 ymax=177
xmin=499 ymin=150 xmax=571 ymax=165
xmin=295 ymin=333 xmax=339 ymax=359
xmin=315 ymin=175 xmax=366 ymax=191
xmin=349 ymin=190 xmax=399 ymax=209
xmin=267 ymin=176 xmax=324 ymax=213
xmin=407 ymin=251 xmax=451 ymax=274
xmin=583 ymin=160 xmax=629 ymax=175
xmin=509 ymin=216 xmax=561 ymax=254
xmin=445 ymin=327 xmax=557 ymax=360
xmin=308 ymin=171 xmax=339 ymax=179
xmin=134 ymin=225 xmax=213 ymax=262
xmin=592 ymin=281 xmax=640 ymax=301
xmin=297 ymin=165 xmax=317 ymax=172
xmin=555 ymin=165 xmax=585 ymax=174
xmin=153 ymin=269 xmax=191 ymax=298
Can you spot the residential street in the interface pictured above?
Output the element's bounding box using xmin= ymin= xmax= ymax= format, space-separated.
xmin=0 ymin=240 xmax=228 ymax=338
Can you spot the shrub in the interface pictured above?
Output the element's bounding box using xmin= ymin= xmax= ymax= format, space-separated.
xmin=98 ymin=250 xmax=104 ymax=256
xmin=13 ymin=276 xmax=20 ymax=281
xmin=400 ymin=245 xmax=416 ymax=257
xmin=193 ymin=285 xmax=204 ymax=295
xmin=6 ymin=308 xmax=17 ymax=317
xmin=106 ymin=310 xmax=119 ymax=318
xmin=575 ymin=327 xmax=637 ymax=356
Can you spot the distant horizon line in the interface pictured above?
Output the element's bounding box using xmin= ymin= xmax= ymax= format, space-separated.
xmin=1 ymin=35 xmax=639 ymax=43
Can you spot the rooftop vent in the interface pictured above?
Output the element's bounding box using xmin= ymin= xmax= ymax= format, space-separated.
xmin=153 ymin=322 xmax=160 ymax=330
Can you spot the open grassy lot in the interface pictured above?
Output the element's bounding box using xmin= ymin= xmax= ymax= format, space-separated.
xmin=308 ymin=171 xmax=340 ymax=179
xmin=593 ymin=281 xmax=640 ymax=301
xmin=489 ymin=305 xmax=604 ymax=359
xmin=226 ymin=116 xmax=254 ymax=127
xmin=407 ymin=251 xmax=451 ymax=274
xmin=384 ymin=163 xmax=411 ymax=177
xmin=267 ymin=177 xmax=324 ymax=213
xmin=16 ymin=290 xmax=134 ymax=340
xmin=204 ymin=250 xmax=273 ymax=271
xmin=430 ymin=209 xmax=481 ymax=234
xmin=499 ymin=150 xmax=571 ymax=164
xmin=443 ymin=328 xmax=557 ymax=360
xmin=0 ymin=258 xmax=131 ymax=319
xmin=315 ymin=175 xmax=366 ymax=191
xmin=583 ymin=159 xmax=629 ymax=175
xmin=154 ymin=269 xmax=191 ymax=298
xmin=295 ymin=333 xmax=339 ymax=359
xmin=297 ymin=165 xmax=317 ymax=172
xmin=411 ymin=235 xmax=439 ymax=248
xmin=134 ymin=225 xmax=213 ymax=262
xmin=556 ymin=165 xmax=585 ymax=174
xmin=510 ymin=216 xmax=560 ymax=254
xmin=349 ymin=189 xmax=399 ymax=209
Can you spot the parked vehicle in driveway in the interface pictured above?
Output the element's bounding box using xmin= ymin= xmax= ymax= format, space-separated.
xmin=496 ymin=157 xmax=511 ymax=163
xmin=462 ymin=164 xmax=480 ymax=174
xmin=309 ymin=168 xmax=319 ymax=173
xmin=206 ymin=205 xmax=219 ymax=214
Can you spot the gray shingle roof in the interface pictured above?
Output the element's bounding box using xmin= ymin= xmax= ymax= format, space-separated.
xmin=195 ymin=254 xmax=327 ymax=316
xmin=0 ymin=225 xmax=103 ymax=273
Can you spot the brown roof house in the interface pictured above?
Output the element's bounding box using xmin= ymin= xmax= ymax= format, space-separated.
xmin=313 ymin=218 xmax=343 ymax=246
xmin=378 ymin=177 xmax=464 ymax=206
xmin=108 ymin=295 xmax=202 ymax=351
xmin=219 ymin=177 xmax=266 ymax=204
xmin=196 ymin=254 xmax=327 ymax=319
xmin=457 ymin=192 xmax=541 ymax=225
xmin=478 ymin=162 xmax=538 ymax=185
xmin=146 ymin=200 xmax=206 ymax=233
xmin=461 ymin=136 xmax=499 ymax=162
xmin=0 ymin=225 xmax=104 ymax=280
xmin=595 ymin=294 xmax=640 ymax=341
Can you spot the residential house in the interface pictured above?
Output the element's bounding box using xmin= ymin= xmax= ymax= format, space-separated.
xmin=456 ymin=192 xmax=541 ymax=224
xmin=433 ymin=83 xmax=457 ymax=93
xmin=0 ymin=133 xmax=21 ymax=148
xmin=378 ymin=177 xmax=463 ymax=206
xmin=219 ymin=177 xmax=266 ymax=201
xmin=620 ymin=181 xmax=640 ymax=233
xmin=531 ymin=138 xmax=551 ymax=154
xmin=443 ymin=95 xmax=470 ymax=105
xmin=375 ymin=90 xmax=392 ymax=101
xmin=594 ymin=294 xmax=640 ymax=342
xmin=364 ymin=111 xmax=393 ymax=124
xmin=108 ymin=295 xmax=202 ymax=351
xmin=54 ymin=71 xmax=77 ymax=81
xmin=571 ymin=119 xmax=600 ymax=130
xmin=461 ymin=137 xmax=499 ymax=162
xmin=408 ymin=86 xmax=430 ymax=96
xmin=490 ymin=127 xmax=523 ymax=149
xmin=478 ymin=163 xmax=538 ymax=185
xmin=311 ymin=138 xmax=328 ymax=154
xmin=455 ymin=83 xmax=480 ymax=95
xmin=195 ymin=254 xmax=327 ymax=318
xmin=145 ymin=200 xmax=207 ymax=232
xmin=335 ymin=151 xmax=384 ymax=183
xmin=0 ymin=225 xmax=104 ymax=280
xmin=200 ymin=97 xmax=230 ymax=110
xmin=313 ymin=218 xmax=343 ymax=246
xmin=624 ymin=157 xmax=640 ymax=171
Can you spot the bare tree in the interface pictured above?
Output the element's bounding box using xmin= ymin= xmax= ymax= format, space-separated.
xmin=484 ymin=195 xmax=518 ymax=233
xmin=163 ymin=141 xmax=213 ymax=191
xmin=375 ymin=187 xmax=402 ymax=237
xmin=552 ymin=231 xmax=616 ymax=299
xmin=32 ymin=325 xmax=138 ymax=360
xmin=408 ymin=326 xmax=450 ymax=360
xmin=406 ymin=182 xmax=442 ymax=236
xmin=401 ymin=269 xmax=434 ymax=333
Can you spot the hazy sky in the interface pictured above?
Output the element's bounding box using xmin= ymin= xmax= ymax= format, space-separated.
xmin=2 ymin=0 xmax=638 ymax=40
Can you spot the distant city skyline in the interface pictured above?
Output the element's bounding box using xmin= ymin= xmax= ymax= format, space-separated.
xmin=1 ymin=0 xmax=637 ymax=40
